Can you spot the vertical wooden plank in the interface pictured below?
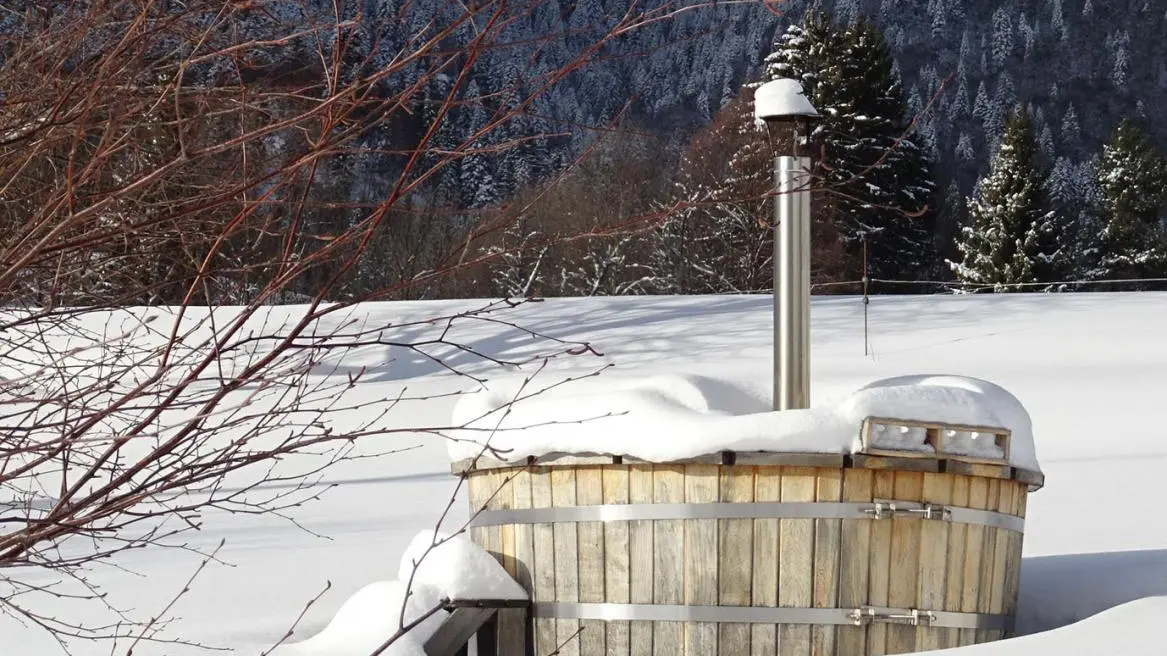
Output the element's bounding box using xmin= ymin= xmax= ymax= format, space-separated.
xmin=629 ymin=465 xmax=655 ymax=656
xmin=1012 ymin=482 xmax=1029 ymax=635
xmin=778 ymin=467 xmax=815 ymax=656
xmin=467 ymin=472 xmax=493 ymax=553
xmin=867 ymin=471 xmax=896 ymax=656
xmin=988 ymin=481 xmax=1013 ymax=642
xmin=653 ymin=465 xmax=685 ymax=656
xmin=603 ymin=466 xmax=631 ymax=656
xmin=512 ymin=468 xmax=535 ymax=588
xmin=577 ymin=467 xmax=606 ymax=656
xmin=720 ymin=466 xmax=754 ymax=655
xmin=976 ymin=479 xmax=1001 ymax=644
xmin=552 ymin=468 xmax=580 ymax=656
xmin=886 ymin=471 xmax=924 ymax=655
xmin=480 ymin=470 xmax=506 ymax=569
xmin=497 ymin=470 xmax=518 ymax=575
xmin=496 ymin=468 xmax=531 ymax=656
xmin=959 ymin=477 xmax=987 ymax=646
xmin=942 ymin=475 xmax=970 ymax=650
xmin=531 ymin=468 xmax=558 ymax=655
xmin=751 ymin=467 xmax=781 ymax=656
xmin=813 ymin=469 xmax=843 ymax=656
xmin=837 ymin=469 xmax=872 ymax=656
xmin=685 ymin=465 xmax=720 ymax=656
xmin=1003 ymin=483 xmax=1026 ymax=632
xmin=917 ymin=473 xmax=951 ymax=651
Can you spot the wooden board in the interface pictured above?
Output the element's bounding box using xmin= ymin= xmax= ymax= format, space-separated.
xmin=496 ymin=469 xmax=528 ymax=655
xmin=778 ymin=467 xmax=815 ymax=656
xmin=942 ymin=475 xmax=971 ymax=650
xmin=976 ymin=479 xmax=1001 ymax=645
xmin=466 ymin=472 xmax=493 ymax=560
xmin=751 ymin=467 xmax=781 ymax=656
xmin=551 ymin=467 xmax=581 ymax=656
xmin=531 ymin=468 xmax=558 ymax=655
xmin=628 ymin=465 xmax=655 ymax=656
xmin=837 ymin=469 xmax=872 ymax=656
xmin=602 ymin=466 xmax=631 ymax=656
xmin=917 ymin=473 xmax=952 ymax=650
xmin=652 ymin=465 xmax=685 ymax=656
xmin=576 ymin=467 xmax=606 ymax=656
xmin=859 ymin=417 xmax=1011 ymax=466
xmin=1003 ymin=483 xmax=1027 ymax=631
xmin=867 ymin=470 xmax=895 ymax=656
xmin=812 ymin=468 xmax=843 ymax=656
xmin=685 ymin=465 xmax=720 ymax=654
xmin=886 ymin=472 xmax=924 ymax=655
xmin=988 ymin=481 xmax=1013 ymax=642
xmin=719 ymin=466 xmax=755 ymax=655
xmin=959 ymin=476 xmax=988 ymax=647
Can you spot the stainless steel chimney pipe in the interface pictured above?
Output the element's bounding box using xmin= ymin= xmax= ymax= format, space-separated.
xmin=773 ymin=155 xmax=811 ymax=411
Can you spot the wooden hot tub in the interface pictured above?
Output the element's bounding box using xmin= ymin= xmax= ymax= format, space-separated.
xmin=455 ymin=419 xmax=1043 ymax=656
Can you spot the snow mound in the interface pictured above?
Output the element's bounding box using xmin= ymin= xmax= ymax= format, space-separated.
xmin=399 ymin=530 xmax=528 ymax=601
xmin=917 ymin=596 xmax=1167 ymax=655
xmin=447 ymin=373 xmax=1039 ymax=472
xmin=273 ymin=530 xmax=525 ymax=655
xmin=1016 ymin=549 xmax=1167 ymax=636
xmin=270 ymin=580 xmax=443 ymax=656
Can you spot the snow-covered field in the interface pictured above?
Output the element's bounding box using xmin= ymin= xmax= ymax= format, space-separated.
xmin=4 ymin=292 xmax=1167 ymax=655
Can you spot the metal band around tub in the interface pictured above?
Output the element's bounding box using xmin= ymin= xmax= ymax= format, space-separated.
xmin=468 ymin=501 xmax=1025 ymax=533
xmin=533 ymin=602 xmax=1012 ymax=630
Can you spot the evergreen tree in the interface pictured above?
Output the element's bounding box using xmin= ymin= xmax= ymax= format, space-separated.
xmin=1061 ymin=104 xmax=1081 ymax=148
xmin=1090 ymin=118 xmax=1167 ymax=287
xmin=766 ymin=12 xmax=939 ymax=282
xmin=991 ymin=7 xmax=1014 ymax=68
xmin=1051 ymin=0 xmax=1067 ymax=41
xmin=950 ymin=106 xmax=1066 ymax=291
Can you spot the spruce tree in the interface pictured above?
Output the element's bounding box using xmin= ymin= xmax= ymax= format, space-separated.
xmin=950 ymin=106 xmax=1065 ymax=291
xmin=765 ymin=11 xmax=939 ymax=283
xmin=1090 ymin=118 xmax=1167 ymax=287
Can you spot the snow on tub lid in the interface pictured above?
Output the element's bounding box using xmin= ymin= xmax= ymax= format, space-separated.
xmin=447 ymin=373 xmax=1040 ymax=474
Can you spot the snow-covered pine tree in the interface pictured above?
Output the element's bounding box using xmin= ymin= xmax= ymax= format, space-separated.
xmin=990 ymin=7 xmax=1014 ymax=68
xmin=765 ymin=9 xmax=841 ymax=103
xmin=950 ymin=105 xmax=1066 ymax=291
xmin=766 ymin=12 xmax=938 ymax=282
xmin=459 ymin=80 xmax=499 ymax=209
xmin=1090 ymin=118 xmax=1167 ymax=288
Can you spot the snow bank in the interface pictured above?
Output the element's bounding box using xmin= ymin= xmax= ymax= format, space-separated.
xmin=399 ymin=530 xmax=527 ymax=601
xmin=270 ymin=580 xmax=442 ymax=656
xmin=1015 ymin=549 xmax=1167 ymax=636
xmin=273 ymin=531 xmax=525 ymax=655
xmin=917 ymin=596 xmax=1167 ymax=655
xmin=448 ymin=373 xmax=1039 ymax=472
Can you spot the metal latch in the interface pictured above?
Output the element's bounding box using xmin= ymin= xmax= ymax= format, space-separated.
xmin=862 ymin=501 xmax=951 ymax=521
xmin=849 ymin=606 xmax=937 ymax=627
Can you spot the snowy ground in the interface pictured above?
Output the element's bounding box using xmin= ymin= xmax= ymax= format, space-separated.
xmin=4 ymin=292 xmax=1167 ymax=655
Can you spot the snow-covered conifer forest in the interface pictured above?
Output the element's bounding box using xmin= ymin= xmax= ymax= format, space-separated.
xmin=4 ymin=0 xmax=1165 ymax=305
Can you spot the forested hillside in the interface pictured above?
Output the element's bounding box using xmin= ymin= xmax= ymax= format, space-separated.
xmin=246 ymin=0 xmax=1167 ymax=291
xmin=315 ymin=0 xmax=1167 ymax=239
xmin=3 ymin=0 xmax=1164 ymax=303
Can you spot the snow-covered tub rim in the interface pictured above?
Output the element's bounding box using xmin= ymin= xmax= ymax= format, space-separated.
xmin=447 ymin=374 xmax=1043 ymax=477
xmin=451 ymin=449 xmax=1045 ymax=491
